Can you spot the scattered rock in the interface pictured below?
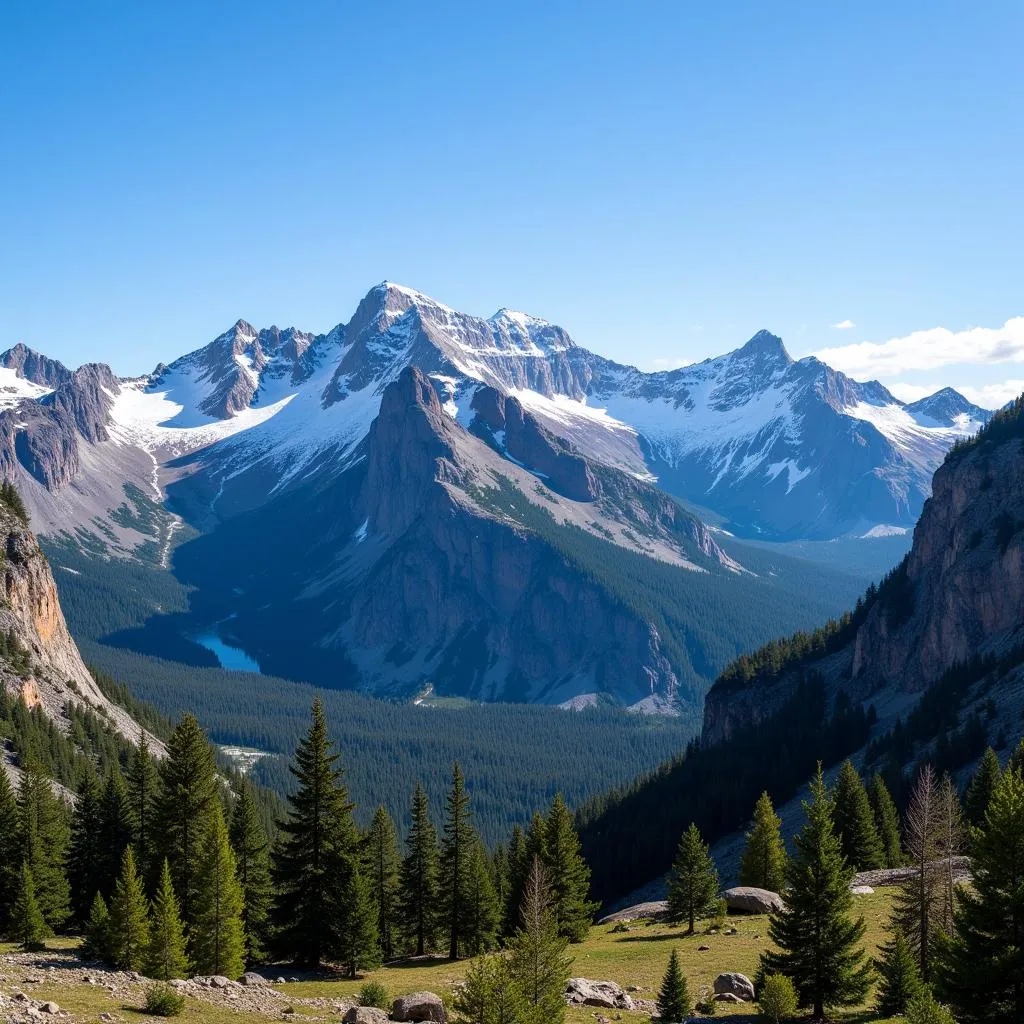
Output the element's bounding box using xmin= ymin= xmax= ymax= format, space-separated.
xmin=713 ymin=973 xmax=755 ymax=1002
xmin=38 ymin=1003 xmax=59 ymax=1014
xmin=391 ymin=991 xmax=447 ymax=1022
xmin=209 ymin=975 xmax=232 ymax=988
xmin=850 ymin=884 xmax=874 ymax=895
xmin=714 ymin=992 xmax=745 ymax=1003
xmin=723 ymin=886 xmax=784 ymax=915
xmin=565 ymin=979 xmax=634 ymax=1011
xmin=241 ymin=972 xmax=267 ymax=986
xmin=598 ymin=900 xmax=669 ymax=924
xmin=697 ymin=945 xmax=711 ymax=952
xmin=724 ymin=927 xmax=738 ymax=935
xmin=343 ymin=1008 xmax=390 ymax=1024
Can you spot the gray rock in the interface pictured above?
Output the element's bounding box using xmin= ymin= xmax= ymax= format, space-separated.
xmin=39 ymin=1003 xmax=59 ymax=1014
xmin=391 ymin=991 xmax=447 ymax=1022
xmin=724 ymin=886 xmax=784 ymax=915
xmin=713 ymin=972 xmax=755 ymax=1002
xmin=714 ymin=992 xmax=745 ymax=1003
xmin=565 ymin=979 xmax=634 ymax=1010
xmin=850 ymin=884 xmax=874 ymax=895
xmin=343 ymin=1008 xmax=391 ymax=1024
xmin=240 ymin=972 xmax=266 ymax=986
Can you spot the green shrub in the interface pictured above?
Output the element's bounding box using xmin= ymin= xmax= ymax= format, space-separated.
xmin=144 ymin=984 xmax=186 ymax=1017
xmin=904 ymin=991 xmax=956 ymax=1024
xmin=758 ymin=974 xmax=797 ymax=1024
xmin=359 ymin=980 xmax=390 ymax=1010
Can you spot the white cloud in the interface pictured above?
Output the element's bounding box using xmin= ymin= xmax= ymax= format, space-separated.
xmin=814 ymin=316 xmax=1024 ymax=377
xmin=887 ymin=382 xmax=943 ymax=403
xmin=959 ymin=380 xmax=1024 ymax=410
xmin=831 ymin=319 xmax=855 ymax=330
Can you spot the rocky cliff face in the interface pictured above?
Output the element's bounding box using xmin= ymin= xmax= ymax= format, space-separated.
xmin=703 ymin=410 xmax=1024 ymax=744
xmin=0 ymin=343 xmax=72 ymax=388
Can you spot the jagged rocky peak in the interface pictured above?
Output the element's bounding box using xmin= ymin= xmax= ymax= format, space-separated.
xmin=735 ymin=329 xmax=792 ymax=363
xmin=906 ymin=386 xmax=988 ymax=426
xmin=0 ymin=343 xmax=73 ymax=388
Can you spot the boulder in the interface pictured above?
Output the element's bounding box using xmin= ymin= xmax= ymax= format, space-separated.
xmin=565 ymin=978 xmax=634 ymax=1010
xmin=713 ymin=973 xmax=755 ymax=1002
xmin=343 ymin=1008 xmax=391 ymax=1024
xmin=209 ymin=975 xmax=232 ymax=988
xmin=39 ymin=1003 xmax=60 ymax=1015
xmin=714 ymin=992 xmax=745 ymax=1003
xmin=724 ymin=886 xmax=784 ymax=915
xmin=850 ymin=885 xmax=874 ymax=895
xmin=240 ymin=972 xmax=267 ymax=986
xmin=391 ymin=991 xmax=447 ymax=1022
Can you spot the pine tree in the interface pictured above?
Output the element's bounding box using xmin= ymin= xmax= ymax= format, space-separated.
xmin=760 ymin=765 xmax=872 ymax=1019
xmin=963 ymin=747 xmax=1001 ymax=827
xmin=440 ymin=762 xmax=478 ymax=959
xmin=271 ymin=697 xmax=363 ymax=967
xmin=145 ymin=859 xmax=189 ymax=981
xmin=11 ymin=862 xmax=48 ymax=951
xmin=0 ymin=766 xmax=18 ymax=933
xmin=67 ymin=773 xmax=104 ymax=925
xmin=330 ymin=855 xmax=380 ymax=979
xmin=542 ymin=793 xmax=597 ymax=942
xmin=503 ymin=824 xmax=529 ymax=937
xmin=869 ymin=773 xmax=904 ymax=868
xmin=81 ymin=891 xmax=111 ymax=963
xmin=454 ymin=952 xmax=526 ymax=1024
xmin=875 ymin=929 xmax=924 ymax=1016
xmin=229 ymin=783 xmax=272 ymax=965
xmin=894 ymin=764 xmax=943 ymax=981
xmin=489 ymin=843 xmax=509 ymax=931
xmin=738 ymin=791 xmax=787 ymax=893
xmin=17 ymin=759 xmax=70 ymax=929
xmin=934 ymin=766 xmax=1024 ymax=1022
xmin=656 ymin=949 xmax=691 ymax=1023
xmin=107 ymin=846 xmax=150 ymax=971
xmin=398 ymin=782 xmax=439 ymax=956
xmin=154 ymin=714 xmax=218 ymax=932
xmin=666 ymin=823 xmax=719 ymax=934
xmin=832 ymin=759 xmax=885 ymax=871
xmin=364 ymin=805 xmax=400 ymax=960
xmin=126 ymin=732 xmax=159 ymax=879
xmin=192 ymin=808 xmax=246 ymax=979
xmin=97 ymin=769 xmax=135 ymax=899
xmin=507 ymin=858 xmax=571 ymax=1024
xmin=464 ymin=838 xmax=499 ymax=956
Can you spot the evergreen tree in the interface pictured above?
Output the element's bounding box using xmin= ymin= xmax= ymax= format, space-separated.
xmin=0 ymin=766 xmax=18 ymax=933
xmin=440 ymin=762 xmax=478 ymax=959
xmin=964 ymin=747 xmax=1001 ymax=827
xmin=126 ymin=732 xmax=159 ymax=879
xmin=331 ymin=856 xmax=380 ymax=979
xmin=507 ymin=858 xmax=571 ymax=1024
xmin=17 ymin=759 xmax=70 ymax=929
xmin=364 ymin=805 xmax=400 ymax=960
xmin=875 ymin=929 xmax=924 ymax=1016
xmin=542 ymin=793 xmax=597 ymax=943
xmin=831 ymin=759 xmax=885 ymax=871
xmin=81 ymin=891 xmax=111 ymax=962
xmin=738 ymin=791 xmax=787 ymax=893
xmin=229 ymin=782 xmax=272 ymax=965
xmin=936 ymin=773 xmax=965 ymax=938
xmin=67 ymin=773 xmax=104 ymax=925
xmin=192 ymin=808 xmax=246 ymax=979
xmin=154 ymin=714 xmax=218 ymax=932
xmin=525 ymin=812 xmax=546 ymax=865
xmin=934 ymin=766 xmax=1024 ymax=1022
xmin=1008 ymin=738 xmax=1024 ymax=775
xmin=760 ymin=765 xmax=872 ymax=1019
xmin=398 ymin=782 xmax=439 ymax=956
xmin=11 ymin=862 xmax=47 ymax=951
xmin=97 ymin=769 xmax=135 ymax=899
xmin=894 ymin=764 xmax=942 ymax=981
xmin=107 ymin=846 xmax=150 ymax=971
xmin=464 ymin=838 xmax=499 ymax=956
xmin=656 ymin=949 xmax=691 ymax=1023
xmin=454 ymin=952 xmax=526 ymax=1024
xmin=271 ymin=697 xmax=363 ymax=967
xmin=503 ymin=824 xmax=529 ymax=937
xmin=666 ymin=822 xmax=719 ymax=934
xmin=869 ymin=773 xmax=904 ymax=868
xmin=489 ymin=843 xmax=509 ymax=928
xmin=145 ymin=859 xmax=189 ymax=981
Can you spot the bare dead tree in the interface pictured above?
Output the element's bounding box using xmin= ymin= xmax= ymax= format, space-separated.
xmin=936 ymin=772 xmax=965 ymax=937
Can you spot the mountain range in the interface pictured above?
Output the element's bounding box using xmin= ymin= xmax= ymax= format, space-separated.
xmin=0 ymin=282 xmax=991 ymax=710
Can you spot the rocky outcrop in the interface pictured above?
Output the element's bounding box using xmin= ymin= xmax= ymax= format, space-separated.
xmin=41 ymin=363 xmax=117 ymax=442
xmin=391 ymin=991 xmax=446 ymax=1022
xmin=723 ymin=887 xmax=784 ymax=915
xmin=713 ymin=973 xmax=755 ymax=1001
xmin=0 ymin=343 xmax=72 ymax=388
xmin=565 ymin=978 xmax=635 ymax=1011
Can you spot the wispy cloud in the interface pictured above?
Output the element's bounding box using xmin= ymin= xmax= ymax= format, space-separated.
xmin=814 ymin=316 xmax=1024 ymax=377
xmin=831 ymin=319 xmax=855 ymax=330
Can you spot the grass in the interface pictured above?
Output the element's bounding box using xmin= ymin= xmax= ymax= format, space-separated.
xmin=0 ymin=890 xmax=899 ymax=1023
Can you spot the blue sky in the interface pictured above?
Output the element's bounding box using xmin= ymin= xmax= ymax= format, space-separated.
xmin=1 ymin=1 xmax=1021 ymax=405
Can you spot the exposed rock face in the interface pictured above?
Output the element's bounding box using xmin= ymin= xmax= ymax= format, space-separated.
xmin=0 ymin=343 xmax=72 ymax=388
xmin=565 ymin=978 xmax=635 ymax=1011
xmin=41 ymin=363 xmax=117 ymax=442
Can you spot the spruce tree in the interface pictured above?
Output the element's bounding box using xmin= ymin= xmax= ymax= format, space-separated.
xmin=107 ymin=846 xmax=150 ymax=971
xmin=503 ymin=824 xmax=528 ymax=937
xmin=97 ymin=769 xmax=135 ymax=900
xmin=364 ymin=804 xmax=400 ymax=960
xmin=11 ymin=862 xmax=47 ymax=951
xmin=739 ymin=791 xmax=787 ymax=893
xmin=490 ymin=842 xmax=509 ymax=930
xmin=271 ymin=697 xmax=363 ymax=966
xmin=507 ymin=857 xmax=571 ymax=1024
xmin=934 ymin=766 xmax=1024 ymax=1022
xmin=875 ymin=929 xmax=924 ymax=1016
xmin=666 ymin=822 xmax=719 ymax=934
xmin=67 ymin=774 xmax=104 ymax=925
xmin=454 ymin=952 xmax=526 ymax=1024
xmin=832 ymin=759 xmax=885 ymax=871
xmin=464 ymin=838 xmax=499 ymax=956
xmin=229 ymin=782 xmax=272 ymax=965
xmin=17 ymin=759 xmax=70 ymax=929
xmin=192 ymin=808 xmax=246 ymax=979
xmin=869 ymin=773 xmax=904 ymax=868
xmin=145 ymin=859 xmax=189 ymax=981
xmin=760 ymin=765 xmax=872 ymax=1018
xmin=0 ymin=766 xmax=18 ymax=933
xmin=126 ymin=732 xmax=159 ymax=880
xmin=656 ymin=949 xmax=691 ymax=1023
xmin=330 ymin=855 xmax=380 ymax=979
xmin=81 ymin=891 xmax=111 ymax=962
xmin=154 ymin=714 xmax=218 ymax=932
xmin=398 ymin=782 xmax=439 ymax=956
xmin=440 ymin=762 xmax=478 ymax=959
xmin=964 ymin=747 xmax=1001 ymax=827
xmin=543 ymin=793 xmax=597 ymax=942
